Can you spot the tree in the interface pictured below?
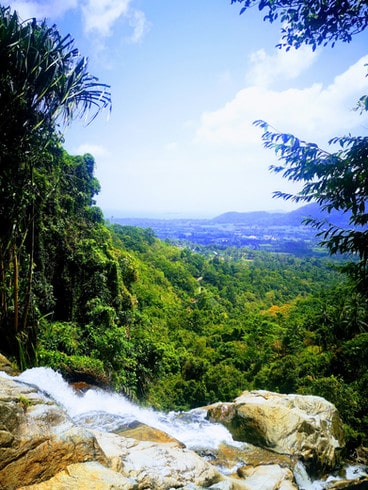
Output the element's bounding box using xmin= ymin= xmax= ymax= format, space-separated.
xmin=232 ymin=1 xmax=368 ymax=292
xmin=231 ymin=0 xmax=368 ymax=50
xmin=0 ymin=6 xmax=111 ymax=359
xmin=253 ymin=122 xmax=368 ymax=290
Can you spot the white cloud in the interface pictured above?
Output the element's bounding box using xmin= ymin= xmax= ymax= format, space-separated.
xmin=127 ymin=9 xmax=150 ymax=43
xmin=197 ymin=55 xmax=368 ymax=148
xmin=8 ymin=0 xmax=149 ymax=42
xmin=81 ymin=0 xmax=130 ymax=36
xmin=9 ymin=0 xmax=77 ymax=20
xmin=246 ymin=45 xmax=318 ymax=87
xmin=81 ymin=0 xmax=148 ymax=40
xmin=74 ymin=143 xmax=110 ymax=157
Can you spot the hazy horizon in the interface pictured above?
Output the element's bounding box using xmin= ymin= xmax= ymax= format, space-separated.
xmin=102 ymin=203 xmax=304 ymax=220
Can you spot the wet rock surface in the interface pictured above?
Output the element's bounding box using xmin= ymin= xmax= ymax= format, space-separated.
xmin=206 ymin=390 xmax=345 ymax=471
xmin=0 ymin=375 xmax=106 ymax=489
xmin=116 ymin=421 xmax=185 ymax=447
xmin=0 ymin=363 xmax=366 ymax=490
xmin=0 ymin=373 xmax=224 ymax=489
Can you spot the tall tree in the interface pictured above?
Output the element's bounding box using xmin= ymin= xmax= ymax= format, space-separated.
xmin=0 ymin=6 xmax=111 ymax=359
xmin=254 ymin=122 xmax=368 ymax=291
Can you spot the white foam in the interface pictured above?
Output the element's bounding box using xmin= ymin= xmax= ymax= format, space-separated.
xmin=17 ymin=367 xmax=233 ymax=449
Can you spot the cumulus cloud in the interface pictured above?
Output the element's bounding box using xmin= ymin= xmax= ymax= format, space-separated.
xmin=81 ymin=0 xmax=149 ymax=40
xmin=75 ymin=143 xmax=110 ymax=157
xmin=9 ymin=0 xmax=77 ymax=20
xmin=246 ymin=45 xmax=318 ymax=87
xmin=82 ymin=0 xmax=125 ymax=36
xmin=8 ymin=0 xmax=149 ymax=42
xmin=197 ymin=54 xmax=368 ymax=148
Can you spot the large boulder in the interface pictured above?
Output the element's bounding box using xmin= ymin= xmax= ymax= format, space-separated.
xmin=92 ymin=430 xmax=223 ymax=488
xmin=201 ymin=442 xmax=298 ymax=490
xmin=0 ymin=375 xmax=106 ymax=489
xmin=116 ymin=422 xmax=185 ymax=447
xmin=203 ymin=441 xmax=293 ymax=475
xmin=237 ymin=464 xmax=296 ymax=490
xmin=206 ymin=390 xmax=345 ymax=470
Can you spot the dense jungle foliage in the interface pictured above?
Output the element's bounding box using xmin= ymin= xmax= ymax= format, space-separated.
xmin=36 ymin=210 xmax=368 ymax=450
xmin=0 ymin=5 xmax=367 ymax=455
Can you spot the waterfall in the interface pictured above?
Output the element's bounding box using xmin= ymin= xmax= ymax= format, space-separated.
xmin=9 ymin=367 xmax=368 ymax=489
xmin=293 ymin=461 xmax=314 ymax=490
xmin=16 ymin=367 xmax=235 ymax=451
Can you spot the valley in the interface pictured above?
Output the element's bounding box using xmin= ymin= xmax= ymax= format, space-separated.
xmin=109 ymin=203 xmax=348 ymax=255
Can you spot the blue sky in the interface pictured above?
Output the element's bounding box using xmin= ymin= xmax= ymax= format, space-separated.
xmin=7 ymin=0 xmax=368 ymax=218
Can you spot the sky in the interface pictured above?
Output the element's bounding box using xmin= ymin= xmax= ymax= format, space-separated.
xmin=6 ymin=0 xmax=368 ymax=218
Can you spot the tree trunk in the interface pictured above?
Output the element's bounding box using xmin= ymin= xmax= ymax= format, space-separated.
xmin=13 ymin=244 xmax=19 ymax=333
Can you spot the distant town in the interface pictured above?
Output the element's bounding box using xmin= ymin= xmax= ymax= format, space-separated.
xmin=108 ymin=203 xmax=350 ymax=256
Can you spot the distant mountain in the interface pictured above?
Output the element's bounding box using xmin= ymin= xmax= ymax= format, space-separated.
xmin=211 ymin=210 xmax=286 ymax=225
xmin=212 ymin=203 xmax=351 ymax=228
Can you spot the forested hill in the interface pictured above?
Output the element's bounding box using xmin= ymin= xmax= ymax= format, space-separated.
xmin=212 ymin=203 xmax=352 ymax=227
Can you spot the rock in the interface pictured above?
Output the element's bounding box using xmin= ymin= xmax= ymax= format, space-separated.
xmin=202 ymin=443 xmax=297 ymax=490
xmin=17 ymin=461 xmax=138 ymax=490
xmin=0 ymin=375 xmax=224 ymax=489
xmin=207 ymin=482 xmax=237 ymax=490
xmin=328 ymin=478 xmax=368 ymax=489
xmin=200 ymin=441 xmax=293 ymax=478
xmin=92 ymin=430 xmax=299 ymax=489
xmin=116 ymin=422 xmax=185 ymax=447
xmin=206 ymin=390 xmax=345 ymax=471
xmin=70 ymin=381 xmax=95 ymax=393
xmin=0 ymin=375 xmax=106 ymax=489
xmin=355 ymin=446 xmax=368 ymax=466
xmin=0 ymin=374 xmax=354 ymax=490
xmin=0 ymin=354 xmax=18 ymax=376
xmin=92 ymin=430 xmax=224 ymax=489
xmin=237 ymin=464 xmax=296 ymax=490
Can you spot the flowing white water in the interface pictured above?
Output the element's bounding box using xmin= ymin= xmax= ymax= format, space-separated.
xmin=4 ymin=367 xmax=367 ymax=489
xmin=293 ymin=461 xmax=315 ymax=490
xmin=292 ymin=456 xmax=368 ymax=490
xmin=16 ymin=367 xmax=235 ymax=450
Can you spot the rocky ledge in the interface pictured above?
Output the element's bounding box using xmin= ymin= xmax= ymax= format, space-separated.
xmin=0 ymin=363 xmax=367 ymax=489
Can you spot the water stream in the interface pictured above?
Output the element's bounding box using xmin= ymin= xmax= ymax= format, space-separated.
xmin=5 ymin=367 xmax=367 ymax=488
xmin=17 ymin=367 xmax=234 ymax=451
